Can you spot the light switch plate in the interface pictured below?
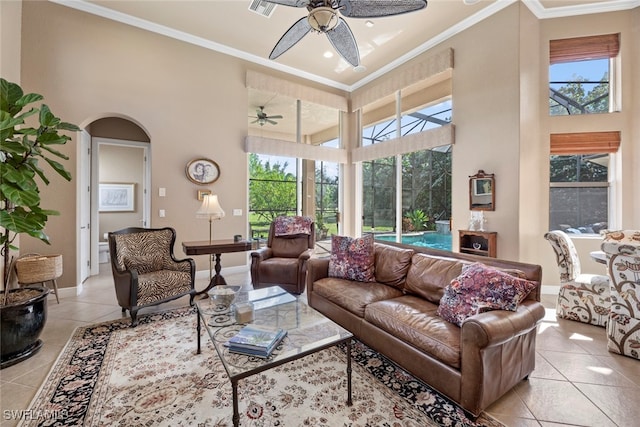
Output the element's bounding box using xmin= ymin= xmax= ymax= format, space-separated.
xmin=159 ymin=188 xmax=166 ymax=197
xmin=159 ymin=209 xmax=166 ymax=217
xmin=233 ymin=209 xmax=242 ymax=216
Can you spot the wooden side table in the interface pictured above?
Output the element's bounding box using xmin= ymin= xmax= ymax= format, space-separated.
xmin=182 ymin=239 xmax=252 ymax=295
xmin=458 ymin=230 xmax=497 ymax=258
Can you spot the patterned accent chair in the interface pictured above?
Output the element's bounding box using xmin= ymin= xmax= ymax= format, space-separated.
xmin=108 ymin=227 xmax=196 ymax=326
xmin=544 ymin=230 xmax=610 ymax=326
xmin=601 ymin=230 xmax=640 ymax=359
xmin=250 ymin=217 xmax=315 ymax=295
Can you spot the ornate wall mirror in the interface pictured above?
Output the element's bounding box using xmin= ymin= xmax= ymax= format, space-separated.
xmin=469 ymin=170 xmax=495 ymax=211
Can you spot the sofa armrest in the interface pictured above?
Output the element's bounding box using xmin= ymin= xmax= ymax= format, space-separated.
xmin=306 ymin=258 xmax=330 ymax=292
xmin=461 ymin=300 xmax=546 ymax=348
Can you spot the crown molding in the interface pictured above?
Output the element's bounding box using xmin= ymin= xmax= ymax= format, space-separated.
xmin=524 ymin=0 xmax=640 ymax=19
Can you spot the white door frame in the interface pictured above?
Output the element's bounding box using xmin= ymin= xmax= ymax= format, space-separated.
xmin=77 ymin=130 xmax=92 ymax=284
xmin=89 ymin=137 xmax=151 ymax=276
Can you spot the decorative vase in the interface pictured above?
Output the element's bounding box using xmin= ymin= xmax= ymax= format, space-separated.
xmin=0 ymin=286 xmax=49 ymax=369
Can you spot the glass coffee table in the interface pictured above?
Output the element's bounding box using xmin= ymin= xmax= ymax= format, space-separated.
xmin=195 ymin=286 xmax=353 ymax=427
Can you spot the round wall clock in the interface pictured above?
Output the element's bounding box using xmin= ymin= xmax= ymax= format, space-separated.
xmin=186 ymin=158 xmax=220 ymax=185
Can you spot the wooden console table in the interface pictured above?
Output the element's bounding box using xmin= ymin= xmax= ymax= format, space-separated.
xmin=458 ymin=230 xmax=497 ymax=258
xmin=182 ymin=239 xmax=252 ymax=295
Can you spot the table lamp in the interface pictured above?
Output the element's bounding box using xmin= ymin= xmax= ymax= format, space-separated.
xmin=196 ymin=194 xmax=225 ymax=280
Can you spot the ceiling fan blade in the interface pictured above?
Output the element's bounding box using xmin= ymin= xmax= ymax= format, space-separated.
xmin=266 ymin=119 xmax=278 ymax=125
xmin=326 ymin=18 xmax=360 ymax=67
xmin=338 ymin=0 xmax=427 ymax=18
xmin=250 ymin=119 xmax=259 ymax=124
xmin=266 ymin=115 xmax=284 ymax=119
xmin=262 ymin=0 xmax=310 ymax=7
xmin=269 ymin=17 xmax=313 ymax=60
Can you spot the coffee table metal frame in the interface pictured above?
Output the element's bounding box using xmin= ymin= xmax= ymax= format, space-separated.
xmin=195 ymin=287 xmax=353 ymax=427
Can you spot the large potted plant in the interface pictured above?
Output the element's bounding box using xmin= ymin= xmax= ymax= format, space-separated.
xmin=1 ymin=78 xmax=78 ymax=368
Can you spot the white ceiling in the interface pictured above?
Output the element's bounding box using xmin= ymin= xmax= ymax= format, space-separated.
xmin=54 ymin=0 xmax=638 ymax=91
xmin=50 ymin=0 xmax=638 ymax=135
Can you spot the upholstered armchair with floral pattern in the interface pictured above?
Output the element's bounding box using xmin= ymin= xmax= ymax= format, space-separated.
xmin=108 ymin=227 xmax=196 ymax=326
xmin=544 ymin=230 xmax=610 ymax=326
xmin=601 ymin=230 xmax=640 ymax=359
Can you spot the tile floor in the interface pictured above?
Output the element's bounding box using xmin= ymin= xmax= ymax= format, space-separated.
xmin=2 ymin=264 xmax=639 ymax=427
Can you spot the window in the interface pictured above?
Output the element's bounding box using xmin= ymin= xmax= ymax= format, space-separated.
xmin=362 ymin=156 xmax=396 ymax=231
xmin=549 ymin=33 xmax=619 ymax=115
xmin=548 ymin=132 xmax=620 ymax=234
xmin=249 ymin=153 xmax=298 ymax=239
xmin=362 ymin=99 xmax=452 ymax=146
xmin=315 ymin=138 xmax=340 ymax=239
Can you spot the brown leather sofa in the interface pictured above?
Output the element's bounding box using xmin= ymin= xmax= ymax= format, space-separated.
xmin=306 ymin=241 xmax=545 ymax=418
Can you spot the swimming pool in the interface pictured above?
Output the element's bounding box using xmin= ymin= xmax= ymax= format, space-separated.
xmin=375 ymin=232 xmax=452 ymax=251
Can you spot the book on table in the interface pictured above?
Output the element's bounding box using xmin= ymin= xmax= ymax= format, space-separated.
xmin=226 ymin=324 xmax=287 ymax=358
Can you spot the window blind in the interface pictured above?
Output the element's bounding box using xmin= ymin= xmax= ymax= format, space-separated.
xmin=550 ymin=131 xmax=621 ymax=154
xmin=550 ymin=33 xmax=619 ymax=64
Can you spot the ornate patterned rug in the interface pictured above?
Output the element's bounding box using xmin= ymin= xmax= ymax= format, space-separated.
xmin=20 ymin=307 xmax=503 ymax=427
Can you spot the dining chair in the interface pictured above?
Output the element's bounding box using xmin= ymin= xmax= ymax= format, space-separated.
xmin=544 ymin=230 xmax=610 ymax=327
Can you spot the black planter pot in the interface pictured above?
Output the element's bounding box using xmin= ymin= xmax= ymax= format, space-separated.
xmin=1 ymin=286 xmax=49 ymax=369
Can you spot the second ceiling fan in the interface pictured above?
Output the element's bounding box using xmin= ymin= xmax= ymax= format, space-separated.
xmin=264 ymin=0 xmax=428 ymax=67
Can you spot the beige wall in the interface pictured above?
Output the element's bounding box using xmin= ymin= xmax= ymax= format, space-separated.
xmin=0 ymin=0 xmax=22 ymax=288
xmin=15 ymin=1 xmax=639 ymax=288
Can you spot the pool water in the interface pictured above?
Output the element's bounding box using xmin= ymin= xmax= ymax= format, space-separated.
xmin=376 ymin=232 xmax=452 ymax=251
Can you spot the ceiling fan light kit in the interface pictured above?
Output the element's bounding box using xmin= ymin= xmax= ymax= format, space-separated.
xmin=266 ymin=0 xmax=428 ymax=68
xmin=308 ymin=6 xmax=338 ymax=31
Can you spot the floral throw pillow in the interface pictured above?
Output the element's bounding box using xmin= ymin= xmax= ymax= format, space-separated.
xmin=437 ymin=262 xmax=537 ymax=327
xmin=328 ymin=234 xmax=375 ymax=282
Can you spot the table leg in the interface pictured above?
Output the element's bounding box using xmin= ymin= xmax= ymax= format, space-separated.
xmin=196 ymin=253 xmax=228 ymax=298
xmin=232 ymin=379 xmax=240 ymax=427
xmin=197 ymin=308 xmax=201 ymax=355
xmin=346 ymin=339 xmax=352 ymax=406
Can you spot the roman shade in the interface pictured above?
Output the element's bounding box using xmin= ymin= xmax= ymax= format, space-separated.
xmin=550 ymin=131 xmax=621 ymax=155
xmin=550 ymin=33 xmax=620 ymax=64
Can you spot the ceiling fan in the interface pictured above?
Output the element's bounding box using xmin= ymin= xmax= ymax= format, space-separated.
xmin=264 ymin=0 xmax=428 ymax=67
xmin=250 ymin=106 xmax=284 ymax=126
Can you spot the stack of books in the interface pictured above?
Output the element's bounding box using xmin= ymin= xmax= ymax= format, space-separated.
xmin=226 ymin=324 xmax=287 ymax=358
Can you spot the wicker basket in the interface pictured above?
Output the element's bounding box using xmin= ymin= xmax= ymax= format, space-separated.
xmin=15 ymin=254 xmax=63 ymax=284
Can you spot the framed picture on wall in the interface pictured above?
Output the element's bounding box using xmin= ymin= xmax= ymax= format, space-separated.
xmin=186 ymin=158 xmax=220 ymax=185
xmin=99 ymin=183 xmax=135 ymax=212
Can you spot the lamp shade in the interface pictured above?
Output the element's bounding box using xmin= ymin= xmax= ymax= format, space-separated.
xmin=196 ymin=194 xmax=225 ymax=220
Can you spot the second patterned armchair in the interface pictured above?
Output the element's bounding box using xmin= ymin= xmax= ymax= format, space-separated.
xmin=544 ymin=230 xmax=610 ymax=326
xmin=601 ymin=230 xmax=640 ymax=360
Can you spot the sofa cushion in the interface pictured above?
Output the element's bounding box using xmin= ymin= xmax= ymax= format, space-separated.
xmin=329 ymin=234 xmax=375 ymax=282
xmin=374 ymin=244 xmax=414 ymax=289
xmin=364 ymin=295 xmax=461 ymax=368
xmin=405 ymin=254 xmax=468 ymax=303
xmin=314 ymin=277 xmax=403 ymax=318
xmin=437 ymin=262 xmax=538 ymax=327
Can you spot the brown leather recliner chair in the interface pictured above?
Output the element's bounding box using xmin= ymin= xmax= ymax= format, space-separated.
xmin=250 ymin=220 xmax=315 ymax=295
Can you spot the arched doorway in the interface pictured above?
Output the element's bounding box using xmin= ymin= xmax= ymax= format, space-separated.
xmin=79 ymin=117 xmax=151 ymax=281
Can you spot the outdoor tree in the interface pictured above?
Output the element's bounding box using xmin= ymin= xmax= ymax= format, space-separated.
xmin=248 ymin=153 xmax=296 ymax=224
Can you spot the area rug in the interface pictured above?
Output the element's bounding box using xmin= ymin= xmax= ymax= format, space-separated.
xmin=20 ymin=306 xmax=503 ymax=427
